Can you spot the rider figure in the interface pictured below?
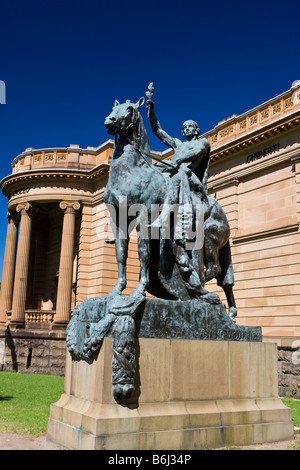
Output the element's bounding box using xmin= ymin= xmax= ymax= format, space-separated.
xmin=146 ymin=99 xmax=210 ymax=229
xmin=147 ymin=99 xmax=211 ymax=292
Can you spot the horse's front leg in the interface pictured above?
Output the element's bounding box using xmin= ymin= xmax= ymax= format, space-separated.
xmin=137 ymin=235 xmax=151 ymax=294
xmin=131 ymin=220 xmax=151 ymax=298
xmin=112 ymin=236 xmax=129 ymax=294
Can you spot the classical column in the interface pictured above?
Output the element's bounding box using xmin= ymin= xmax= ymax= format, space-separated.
xmin=53 ymin=201 xmax=80 ymax=329
xmin=32 ymin=221 xmax=49 ymax=310
xmin=0 ymin=212 xmax=19 ymax=328
xmin=10 ymin=203 xmax=35 ymax=328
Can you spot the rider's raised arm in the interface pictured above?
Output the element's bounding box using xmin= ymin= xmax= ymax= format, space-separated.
xmin=147 ymin=100 xmax=177 ymax=149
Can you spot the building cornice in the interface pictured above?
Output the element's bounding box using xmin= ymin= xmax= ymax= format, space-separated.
xmin=11 ymin=140 xmax=115 ymax=166
xmin=151 ymin=83 xmax=300 ymax=165
xmin=0 ymin=163 xmax=110 ymax=197
xmin=209 ymin=109 xmax=300 ymax=164
xmin=202 ymin=83 xmax=300 ymax=162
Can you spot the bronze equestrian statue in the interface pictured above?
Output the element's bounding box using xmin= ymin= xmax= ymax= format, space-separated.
xmin=103 ymin=90 xmax=237 ymax=321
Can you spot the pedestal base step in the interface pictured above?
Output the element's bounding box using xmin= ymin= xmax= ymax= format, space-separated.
xmin=47 ymin=396 xmax=294 ymax=450
xmin=47 ymin=338 xmax=294 ymax=450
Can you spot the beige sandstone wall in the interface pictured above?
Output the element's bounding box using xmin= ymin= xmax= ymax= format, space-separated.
xmin=76 ymin=198 xmax=141 ymax=302
xmin=207 ymin=128 xmax=300 ymax=339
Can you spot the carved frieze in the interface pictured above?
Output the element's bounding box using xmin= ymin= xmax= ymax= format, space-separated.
xmin=57 ymin=153 xmax=67 ymax=161
xmin=239 ymin=120 xmax=247 ymax=130
xmin=249 ymin=114 xmax=258 ymax=126
xmin=272 ymin=103 xmax=281 ymax=115
xmin=219 ymin=125 xmax=234 ymax=138
xmin=284 ymin=97 xmax=293 ymax=109
xmin=260 ymin=108 xmax=269 ymax=120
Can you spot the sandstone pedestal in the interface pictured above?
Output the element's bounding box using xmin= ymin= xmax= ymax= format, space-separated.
xmin=47 ymin=337 xmax=294 ymax=450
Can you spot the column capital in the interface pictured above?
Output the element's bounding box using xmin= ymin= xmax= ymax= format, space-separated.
xmin=59 ymin=200 xmax=81 ymax=214
xmin=16 ymin=202 xmax=37 ymax=217
xmin=7 ymin=211 xmax=20 ymax=224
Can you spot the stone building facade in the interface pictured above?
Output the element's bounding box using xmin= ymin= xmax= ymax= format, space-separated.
xmin=0 ymin=82 xmax=300 ymax=396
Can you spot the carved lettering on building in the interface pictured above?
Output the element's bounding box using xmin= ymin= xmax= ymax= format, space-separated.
xmin=246 ymin=143 xmax=280 ymax=163
xmin=12 ymin=187 xmax=30 ymax=196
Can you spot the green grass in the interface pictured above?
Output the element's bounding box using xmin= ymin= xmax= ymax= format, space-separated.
xmin=0 ymin=371 xmax=299 ymax=439
xmin=0 ymin=372 xmax=64 ymax=436
xmin=282 ymin=398 xmax=300 ymax=428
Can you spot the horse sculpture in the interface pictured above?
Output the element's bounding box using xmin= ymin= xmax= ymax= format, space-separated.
xmin=103 ymin=97 xmax=237 ymax=320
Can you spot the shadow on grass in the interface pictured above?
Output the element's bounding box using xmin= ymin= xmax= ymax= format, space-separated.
xmin=0 ymin=396 xmax=13 ymax=401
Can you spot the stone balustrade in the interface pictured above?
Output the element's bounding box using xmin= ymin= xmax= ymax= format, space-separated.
xmin=204 ymin=82 xmax=300 ymax=151
xmin=11 ymin=141 xmax=114 ymax=174
xmin=25 ymin=310 xmax=56 ymax=324
xmin=6 ymin=310 xmax=56 ymax=324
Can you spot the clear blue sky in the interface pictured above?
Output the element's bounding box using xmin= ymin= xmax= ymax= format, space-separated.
xmin=0 ymin=0 xmax=299 ymax=278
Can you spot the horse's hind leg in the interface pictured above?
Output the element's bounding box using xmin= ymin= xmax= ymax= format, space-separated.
xmin=223 ymin=285 xmax=237 ymax=322
xmin=203 ymin=226 xmax=222 ymax=283
xmin=217 ymin=241 xmax=237 ymax=322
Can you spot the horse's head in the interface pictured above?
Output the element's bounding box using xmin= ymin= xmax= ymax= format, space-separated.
xmin=104 ymin=97 xmax=145 ymax=136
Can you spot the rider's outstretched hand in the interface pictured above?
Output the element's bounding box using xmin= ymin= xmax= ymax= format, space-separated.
xmin=146 ymin=100 xmax=154 ymax=118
